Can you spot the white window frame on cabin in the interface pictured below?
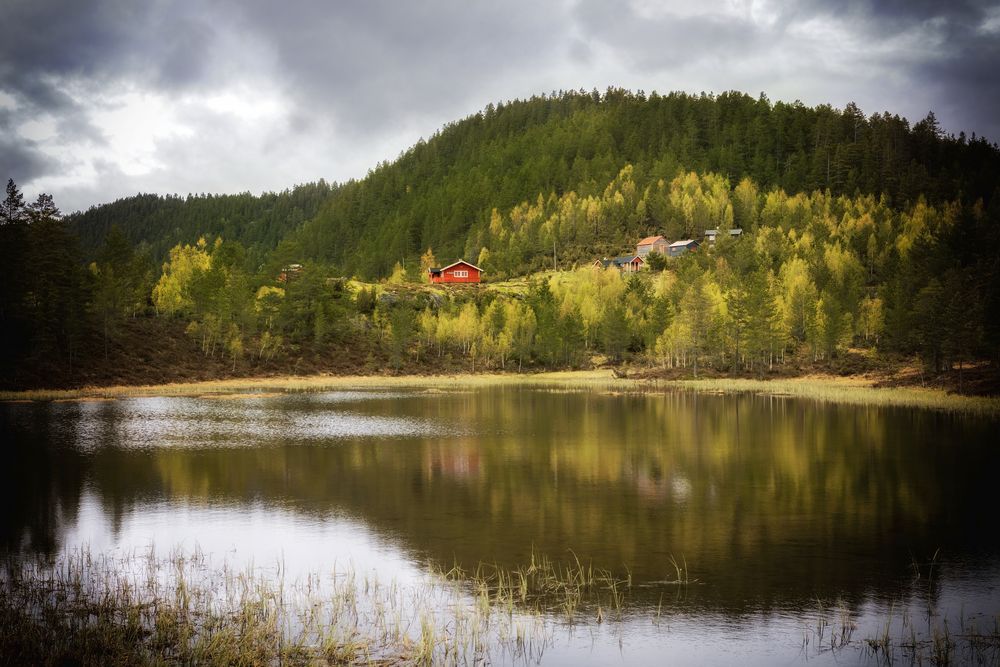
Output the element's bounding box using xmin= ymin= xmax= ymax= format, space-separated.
xmin=453 ymin=270 xmax=469 ymax=278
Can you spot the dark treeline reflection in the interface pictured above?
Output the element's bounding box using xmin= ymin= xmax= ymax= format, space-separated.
xmin=4 ymin=389 xmax=998 ymax=613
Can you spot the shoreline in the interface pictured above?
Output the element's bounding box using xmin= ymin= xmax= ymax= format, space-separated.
xmin=3 ymin=370 xmax=999 ymax=416
xmin=0 ymin=370 xmax=620 ymax=402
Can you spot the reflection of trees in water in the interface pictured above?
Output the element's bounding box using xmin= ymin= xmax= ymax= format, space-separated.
xmin=2 ymin=403 xmax=89 ymax=554
xmin=6 ymin=390 xmax=998 ymax=610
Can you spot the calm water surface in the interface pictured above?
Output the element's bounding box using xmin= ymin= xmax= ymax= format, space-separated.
xmin=4 ymin=387 xmax=999 ymax=664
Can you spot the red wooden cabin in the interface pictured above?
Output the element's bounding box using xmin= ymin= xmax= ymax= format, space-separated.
xmin=428 ymin=259 xmax=483 ymax=284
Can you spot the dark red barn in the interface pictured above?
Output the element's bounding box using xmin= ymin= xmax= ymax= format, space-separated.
xmin=428 ymin=259 xmax=483 ymax=284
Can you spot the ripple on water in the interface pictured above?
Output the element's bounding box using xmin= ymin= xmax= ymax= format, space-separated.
xmin=63 ymin=393 xmax=452 ymax=451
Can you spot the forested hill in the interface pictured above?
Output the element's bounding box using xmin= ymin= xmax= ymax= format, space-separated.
xmin=68 ymin=90 xmax=1000 ymax=279
xmin=68 ymin=181 xmax=336 ymax=266
xmin=287 ymin=89 xmax=1000 ymax=278
xmin=3 ymin=89 xmax=1000 ymax=391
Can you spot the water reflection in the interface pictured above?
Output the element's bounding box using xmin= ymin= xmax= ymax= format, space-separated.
xmin=4 ymin=387 xmax=999 ymax=622
xmin=58 ymin=394 xmax=449 ymax=451
xmin=60 ymin=490 xmax=425 ymax=586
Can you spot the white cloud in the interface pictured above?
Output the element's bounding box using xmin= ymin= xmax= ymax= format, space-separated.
xmin=978 ymin=5 xmax=1000 ymax=34
xmin=3 ymin=0 xmax=999 ymax=212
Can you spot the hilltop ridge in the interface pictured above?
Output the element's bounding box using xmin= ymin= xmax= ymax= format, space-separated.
xmin=68 ymin=89 xmax=999 ymax=278
xmin=2 ymin=89 xmax=998 ymax=392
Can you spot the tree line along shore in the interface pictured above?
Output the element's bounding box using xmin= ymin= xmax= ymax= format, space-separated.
xmin=2 ymin=91 xmax=997 ymax=394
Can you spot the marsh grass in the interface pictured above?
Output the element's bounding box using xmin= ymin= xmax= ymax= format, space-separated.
xmin=665 ymin=378 xmax=1000 ymax=416
xmin=802 ymin=598 xmax=857 ymax=657
xmin=3 ymin=544 xmax=997 ymax=666
xmin=794 ymin=586 xmax=999 ymax=667
xmin=0 ymin=370 xmax=620 ymax=402
xmin=434 ymin=549 xmax=702 ymax=629
xmin=0 ymin=546 xmax=657 ymax=665
xmin=437 ymin=549 xmax=638 ymax=625
xmin=4 ymin=370 xmax=995 ymax=416
xmin=797 ymin=585 xmax=1000 ymax=666
xmin=0 ymin=546 xmax=561 ymax=666
xmin=860 ymin=607 xmax=1000 ymax=666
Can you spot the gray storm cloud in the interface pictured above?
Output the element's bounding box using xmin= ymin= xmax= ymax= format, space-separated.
xmin=2 ymin=0 xmax=998 ymax=212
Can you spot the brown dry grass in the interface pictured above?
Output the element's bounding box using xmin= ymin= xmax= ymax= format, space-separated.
xmin=4 ymin=369 xmax=998 ymax=416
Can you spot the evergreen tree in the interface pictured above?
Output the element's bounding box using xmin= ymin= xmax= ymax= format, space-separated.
xmin=26 ymin=193 xmax=60 ymax=223
xmin=1 ymin=178 xmax=25 ymax=224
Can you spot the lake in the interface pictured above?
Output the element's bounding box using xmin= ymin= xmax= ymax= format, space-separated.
xmin=3 ymin=385 xmax=999 ymax=664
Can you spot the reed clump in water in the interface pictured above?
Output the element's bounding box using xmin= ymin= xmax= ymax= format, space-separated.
xmin=861 ymin=607 xmax=1000 ymax=666
xmin=802 ymin=598 xmax=858 ymax=658
xmin=435 ymin=549 xmax=677 ymax=624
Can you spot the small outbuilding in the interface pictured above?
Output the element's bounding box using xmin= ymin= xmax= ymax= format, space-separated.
xmin=278 ymin=263 xmax=303 ymax=283
xmin=636 ymin=235 xmax=670 ymax=257
xmin=594 ymin=255 xmax=645 ymax=273
xmin=428 ymin=259 xmax=483 ymax=284
xmin=704 ymin=228 xmax=743 ymax=243
xmin=667 ymin=240 xmax=700 ymax=257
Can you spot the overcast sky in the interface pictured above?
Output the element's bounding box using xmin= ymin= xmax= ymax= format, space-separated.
xmin=3 ymin=0 xmax=999 ymax=213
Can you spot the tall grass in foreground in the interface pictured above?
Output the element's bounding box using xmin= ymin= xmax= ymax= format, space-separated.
xmin=857 ymin=604 xmax=1000 ymax=666
xmin=3 ymin=545 xmax=998 ymax=665
xmin=799 ymin=591 xmax=1000 ymax=666
xmin=437 ymin=549 xmax=696 ymax=627
xmin=0 ymin=546 xmax=552 ymax=666
xmin=0 ymin=545 xmax=695 ymax=665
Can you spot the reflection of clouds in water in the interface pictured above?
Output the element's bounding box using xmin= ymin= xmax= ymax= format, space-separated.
xmin=66 ymin=392 xmax=451 ymax=451
xmin=63 ymin=490 xmax=425 ymax=586
xmin=305 ymin=391 xmax=418 ymax=404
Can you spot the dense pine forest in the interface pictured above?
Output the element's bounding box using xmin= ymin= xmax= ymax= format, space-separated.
xmin=1 ymin=89 xmax=998 ymax=391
